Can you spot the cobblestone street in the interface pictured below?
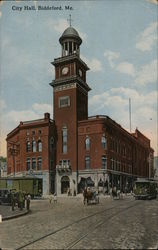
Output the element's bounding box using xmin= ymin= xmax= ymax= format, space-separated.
xmin=0 ymin=195 xmax=158 ymax=249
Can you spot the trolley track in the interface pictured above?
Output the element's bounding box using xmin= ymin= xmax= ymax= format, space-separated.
xmin=15 ymin=199 xmax=140 ymax=250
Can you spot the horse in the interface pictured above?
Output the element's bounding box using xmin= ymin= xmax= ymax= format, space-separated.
xmin=83 ymin=188 xmax=93 ymax=205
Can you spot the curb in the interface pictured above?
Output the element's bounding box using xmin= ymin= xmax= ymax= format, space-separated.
xmin=2 ymin=210 xmax=29 ymax=221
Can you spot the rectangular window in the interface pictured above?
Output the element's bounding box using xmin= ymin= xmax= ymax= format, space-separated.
xmin=101 ymin=156 xmax=107 ymax=169
xmin=32 ymin=157 xmax=36 ymax=170
xmin=32 ymin=131 xmax=35 ymax=135
xmin=37 ymin=157 xmax=42 ymax=170
xmin=111 ymin=158 xmax=114 ymax=170
xmin=85 ymin=156 xmax=90 ymax=169
xmin=26 ymin=141 xmax=31 ymax=152
xmin=26 ymin=158 xmax=31 ymax=171
xmin=59 ymin=96 xmax=70 ymax=108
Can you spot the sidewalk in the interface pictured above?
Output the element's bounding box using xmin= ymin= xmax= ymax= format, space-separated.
xmin=0 ymin=205 xmax=29 ymax=221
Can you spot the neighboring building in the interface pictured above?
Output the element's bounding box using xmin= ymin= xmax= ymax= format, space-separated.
xmin=0 ymin=158 xmax=7 ymax=177
xmin=6 ymin=113 xmax=56 ymax=195
xmin=6 ymin=25 xmax=154 ymax=196
xmin=154 ymin=156 xmax=158 ymax=180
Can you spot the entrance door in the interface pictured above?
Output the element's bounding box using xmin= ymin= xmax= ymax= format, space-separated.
xmin=61 ymin=176 xmax=70 ymax=194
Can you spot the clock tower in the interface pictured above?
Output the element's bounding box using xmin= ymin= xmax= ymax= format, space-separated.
xmin=50 ymin=23 xmax=91 ymax=193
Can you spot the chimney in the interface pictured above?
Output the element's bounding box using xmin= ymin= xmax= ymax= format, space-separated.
xmin=44 ymin=113 xmax=50 ymax=120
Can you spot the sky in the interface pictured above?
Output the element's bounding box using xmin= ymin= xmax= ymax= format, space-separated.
xmin=0 ymin=0 xmax=157 ymax=157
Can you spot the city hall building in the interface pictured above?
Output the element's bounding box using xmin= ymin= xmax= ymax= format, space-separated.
xmin=6 ymin=25 xmax=154 ymax=196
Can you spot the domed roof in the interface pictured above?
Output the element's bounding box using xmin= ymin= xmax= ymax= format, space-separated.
xmin=59 ymin=26 xmax=82 ymax=45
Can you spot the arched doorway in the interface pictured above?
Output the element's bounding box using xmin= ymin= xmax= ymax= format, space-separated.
xmin=61 ymin=176 xmax=70 ymax=194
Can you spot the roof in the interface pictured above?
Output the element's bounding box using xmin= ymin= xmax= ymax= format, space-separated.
xmin=59 ymin=26 xmax=82 ymax=45
xmin=62 ymin=27 xmax=79 ymax=37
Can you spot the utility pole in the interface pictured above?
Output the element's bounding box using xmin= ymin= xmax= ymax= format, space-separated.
xmin=129 ymin=98 xmax=132 ymax=133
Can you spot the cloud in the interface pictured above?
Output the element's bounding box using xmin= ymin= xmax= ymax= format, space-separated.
xmin=103 ymin=49 xmax=156 ymax=85
xmin=0 ymin=99 xmax=6 ymax=111
xmin=136 ymin=22 xmax=158 ymax=51
xmin=89 ymin=87 xmax=157 ymax=152
xmin=89 ymin=88 xmax=156 ymax=115
xmin=52 ymin=18 xmax=69 ymax=33
xmin=0 ymin=102 xmax=53 ymax=156
xmin=32 ymin=103 xmax=52 ymax=115
xmin=81 ymin=55 xmax=102 ymax=72
xmin=104 ymin=50 xmax=120 ymax=68
xmin=47 ymin=18 xmax=87 ymax=42
xmin=135 ymin=60 xmax=157 ymax=85
xmin=116 ymin=62 xmax=136 ymax=77
xmin=3 ymin=103 xmax=52 ymax=127
xmin=147 ymin=0 xmax=158 ymax=4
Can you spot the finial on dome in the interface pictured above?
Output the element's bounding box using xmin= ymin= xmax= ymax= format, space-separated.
xmin=67 ymin=14 xmax=73 ymax=27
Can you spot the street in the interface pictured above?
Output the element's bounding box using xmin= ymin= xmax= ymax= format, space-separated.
xmin=0 ymin=195 xmax=158 ymax=249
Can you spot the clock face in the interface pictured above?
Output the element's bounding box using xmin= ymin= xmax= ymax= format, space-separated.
xmin=79 ymin=69 xmax=83 ymax=77
xmin=62 ymin=67 xmax=69 ymax=75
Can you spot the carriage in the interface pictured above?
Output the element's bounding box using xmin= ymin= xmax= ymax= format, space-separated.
xmin=133 ymin=179 xmax=158 ymax=200
xmin=83 ymin=187 xmax=99 ymax=205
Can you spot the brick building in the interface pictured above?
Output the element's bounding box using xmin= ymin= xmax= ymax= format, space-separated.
xmin=6 ymin=25 xmax=154 ymax=196
xmin=6 ymin=113 xmax=56 ymax=195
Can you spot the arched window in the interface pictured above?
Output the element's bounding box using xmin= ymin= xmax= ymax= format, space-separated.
xmin=101 ymin=136 xmax=107 ymax=149
xmin=26 ymin=141 xmax=31 ymax=152
xmin=85 ymin=137 xmax=90 ymax=151
xmin=32 ymin=140 xmax=36 ymax=152
xmin=62 ymin=126 xmax=67 ymax=154
xmin=38 ymin=140 xmax=42 ymax=152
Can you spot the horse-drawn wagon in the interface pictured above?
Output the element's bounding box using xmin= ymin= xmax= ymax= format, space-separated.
xmin=83 ymin=187 xmax=99 ymax=205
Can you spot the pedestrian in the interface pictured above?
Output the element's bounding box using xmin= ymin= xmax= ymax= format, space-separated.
xmin=54 ymin=192 xmax=57 ymax=203
xmin=18 ymin=191 xmax=24 ymax=210
xmin=83 ymin=187 xmax=87 ymax=205
xmin=109 ymin=187 xmax=113 ymax=199
xmin=49 ymin=193 xmax=53 ymax=204
xmin=26 ymin=193 xmax=31 ymax=211
xmin=11 ymin=192 xmax=15 ymax=211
